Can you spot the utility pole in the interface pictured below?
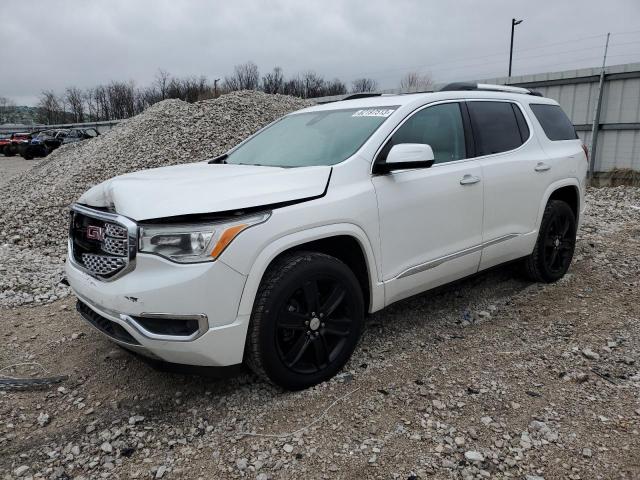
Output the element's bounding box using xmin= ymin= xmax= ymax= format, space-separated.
xmin=508 ymin=18 xmax=523 ymax=78
xmin=588 ymin=32 xmax=610 ymax=179
xmin=214 ymin=78 xmax=220 ymax=98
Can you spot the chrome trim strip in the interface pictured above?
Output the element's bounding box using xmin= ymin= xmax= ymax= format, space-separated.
xmin=120 ymin=312 xmax=209 ymax=342
xmin=482 ymin=233 xmax=520 ymax=248
xmin=68 ymin=204 xmax=138 ymax=282
xmin=395 ymin=234 xmax=520 ymax=279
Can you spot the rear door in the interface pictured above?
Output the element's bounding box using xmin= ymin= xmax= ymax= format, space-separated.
xmin=466 ymin=100 xmax=552 ymax=269
xmin=372 ymin=101 xmax=484 ymax=305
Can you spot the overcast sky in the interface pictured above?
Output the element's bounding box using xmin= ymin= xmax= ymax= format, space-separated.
xmin=2 ymin=0 xmax=640 ymax=106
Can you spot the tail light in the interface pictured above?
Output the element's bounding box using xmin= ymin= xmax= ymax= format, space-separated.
xmin=581 ymin=144 xmax=589 ymax=163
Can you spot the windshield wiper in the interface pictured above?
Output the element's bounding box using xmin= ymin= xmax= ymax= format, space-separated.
xmin=208 ymin=153 xmax=228 ymax=164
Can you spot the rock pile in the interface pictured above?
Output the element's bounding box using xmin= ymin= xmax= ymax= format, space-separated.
xmin=0 ymin=91 xmax=311 ymax=307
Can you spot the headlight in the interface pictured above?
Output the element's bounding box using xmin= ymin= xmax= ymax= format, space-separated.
xmin=138 ymin=212 xmax=270 ymax=263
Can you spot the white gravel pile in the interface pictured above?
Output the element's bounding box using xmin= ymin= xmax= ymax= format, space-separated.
xmin=0 ymin=91 xmax=311 ymax=307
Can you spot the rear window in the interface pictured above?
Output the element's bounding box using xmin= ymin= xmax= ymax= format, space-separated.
xmin=467 ymin=101 xmax=526 ymax=156
xmin=529 ymin=104 xmax=577 ymax=141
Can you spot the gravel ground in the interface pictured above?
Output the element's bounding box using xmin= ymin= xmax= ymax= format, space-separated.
xmin=1 ymin=186 xmax=639 ymax=479
xmin=0 ymin=156 xmax=43 ymax=188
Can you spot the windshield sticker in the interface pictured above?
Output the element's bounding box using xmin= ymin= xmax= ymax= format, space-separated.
xmin=352 ymin=108 xmax=396 ymax=118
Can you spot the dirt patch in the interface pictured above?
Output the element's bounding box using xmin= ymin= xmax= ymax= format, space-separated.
xmin=0 ymin=156 xmax=43 ymax=188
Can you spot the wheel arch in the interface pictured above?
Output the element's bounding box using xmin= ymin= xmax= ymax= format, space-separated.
xmin=234 ymin=225 xmax=383 ymax=317
xmin=536 ymin=179 xmax=581 ymax=230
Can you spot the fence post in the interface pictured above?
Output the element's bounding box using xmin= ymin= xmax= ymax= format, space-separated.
xmin=588 ymin=33 xmax=610 ymax=178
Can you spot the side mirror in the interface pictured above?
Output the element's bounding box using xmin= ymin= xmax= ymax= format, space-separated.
xmin=374 ymin=143 xmax=435 ymax=174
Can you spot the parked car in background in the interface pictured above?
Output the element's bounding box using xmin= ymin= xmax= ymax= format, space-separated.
xmin=0 ymin=134 xmax=11 ymax=155
xmin=19 ymin=128 xmax=99 ymax=160
xmin=3 ymin=132 xmax=32 ymax=157
xmin=21 ymin=130 xmax=65 ymax=160
xmin=61 ymin=128 xmax=99 ymax=145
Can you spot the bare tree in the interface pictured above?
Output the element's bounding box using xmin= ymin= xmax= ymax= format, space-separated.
xmin=94 ymin=85 xmax=110 ymax=121
xmin=155 ymin=69 xmax=171 ymax=100
xmin=325 ymin=78 xmax=347 ymax=96
xmin=96 ymin=81 xmax=136 ymax=120
xmin=29 ymin=64 xmax=355 ymax=120
xmin=84 ymin=88 xmax=97 ymax=121
xmin=37 ymin=90 xmax=64 ymax=124
xmin=283 ymin=76 xmax=305 ymax=97
xmin=223 ymin=61 xmax=260 ymax=91
xmin=399 ymin=71 xmax=433 ymax=92
xmin=302 ymin=71 xmax=327 ymax=98
xmin=65 ymin=87 xmax=85 ymax=122
xmin=262 ymin=67 xmax=284 ymax=94
xmin=351 ymin=78 xmax=378 ymax=93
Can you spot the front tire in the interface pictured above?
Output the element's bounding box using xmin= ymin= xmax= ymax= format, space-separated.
xmin=246 ymin=251 xmax=364 ymax=390
xmin=524 ymin=199 xmax=577 ymax=283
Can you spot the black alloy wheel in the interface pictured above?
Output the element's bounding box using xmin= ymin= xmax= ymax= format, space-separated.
xmin=275 ymin=274 xmax=354 ymax=375
xmin=524 ymin=199 xmax=577 ymax=283
xmin=542 ymin=207 xmax=575 ymax=275
xmin=246 ymin=252 xmax=364 ymax=390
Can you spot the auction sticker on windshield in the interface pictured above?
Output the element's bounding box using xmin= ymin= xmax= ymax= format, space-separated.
xmin=352 ymin=108 xmax=396 ymax=117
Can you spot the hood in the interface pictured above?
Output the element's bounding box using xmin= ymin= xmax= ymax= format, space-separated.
xmin=78 ymin=162 xmax=332 ymax=220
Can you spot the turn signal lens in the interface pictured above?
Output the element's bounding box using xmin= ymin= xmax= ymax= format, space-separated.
xmin=210 ymin=224 xmax=248 ymax=259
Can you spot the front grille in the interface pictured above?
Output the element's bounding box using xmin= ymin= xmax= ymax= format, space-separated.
xmin=81 ymin=253 xmax=127 ymax=275
xmin=76 ymin=300 xmax=140 ymax=345
xmin=105 ymin=223 xmax=127 ymax=238
xmin=69 ymin=206 xmax=135 ymax=280
xmin=102 ymin=236 xmax=128 ymax=256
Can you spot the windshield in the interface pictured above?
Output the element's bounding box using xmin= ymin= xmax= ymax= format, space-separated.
xmin=226 ymin=106 xmax=398 ymax=167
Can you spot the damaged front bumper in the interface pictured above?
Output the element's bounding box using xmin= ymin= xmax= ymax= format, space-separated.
xmin=65 ymin=252 xmax=251 ymax=367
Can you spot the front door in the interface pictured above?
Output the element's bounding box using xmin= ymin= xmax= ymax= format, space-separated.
xmin=371 ymin=101 xmax=484 ymax=306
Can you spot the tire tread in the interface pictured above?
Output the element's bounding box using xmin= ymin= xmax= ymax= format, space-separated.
xmin=245 ymin=251 xmax=340 ymax=383
xmin=524 ymin=199 xmax=575 ymax=283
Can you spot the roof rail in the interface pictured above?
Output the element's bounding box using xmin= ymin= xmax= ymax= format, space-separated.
xmin=341 ymin=92 xmax=383 ymax=101
xmin=440 ymin=82 xmax=542 ymax=96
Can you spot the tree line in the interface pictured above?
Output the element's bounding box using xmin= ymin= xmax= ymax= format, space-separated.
xmin=16 ymin=62 xmax=432 ymax=125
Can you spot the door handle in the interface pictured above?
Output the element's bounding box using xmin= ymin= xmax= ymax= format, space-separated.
xmin=535 ymin=162 xmax=551 ymax=172
xmin=459 ymin=174 xmax=481 ymax=185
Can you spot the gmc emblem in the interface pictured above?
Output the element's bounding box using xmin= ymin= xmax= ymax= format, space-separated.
xmin=86 ymin=226 xmax=105 ymax=241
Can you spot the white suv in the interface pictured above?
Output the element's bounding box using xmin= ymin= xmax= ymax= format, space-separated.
xmin=66 ymin=84 xmax=587 ymax=389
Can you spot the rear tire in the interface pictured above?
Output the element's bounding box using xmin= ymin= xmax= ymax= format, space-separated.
xmin=524 ymin=199 xmax=576 ymax=283
xmin=246 ymin=251 xmax=364 ymax=390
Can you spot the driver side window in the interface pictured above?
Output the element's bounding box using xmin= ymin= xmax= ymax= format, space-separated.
xmin=380 ymin=102 xmax=467 ymax=164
